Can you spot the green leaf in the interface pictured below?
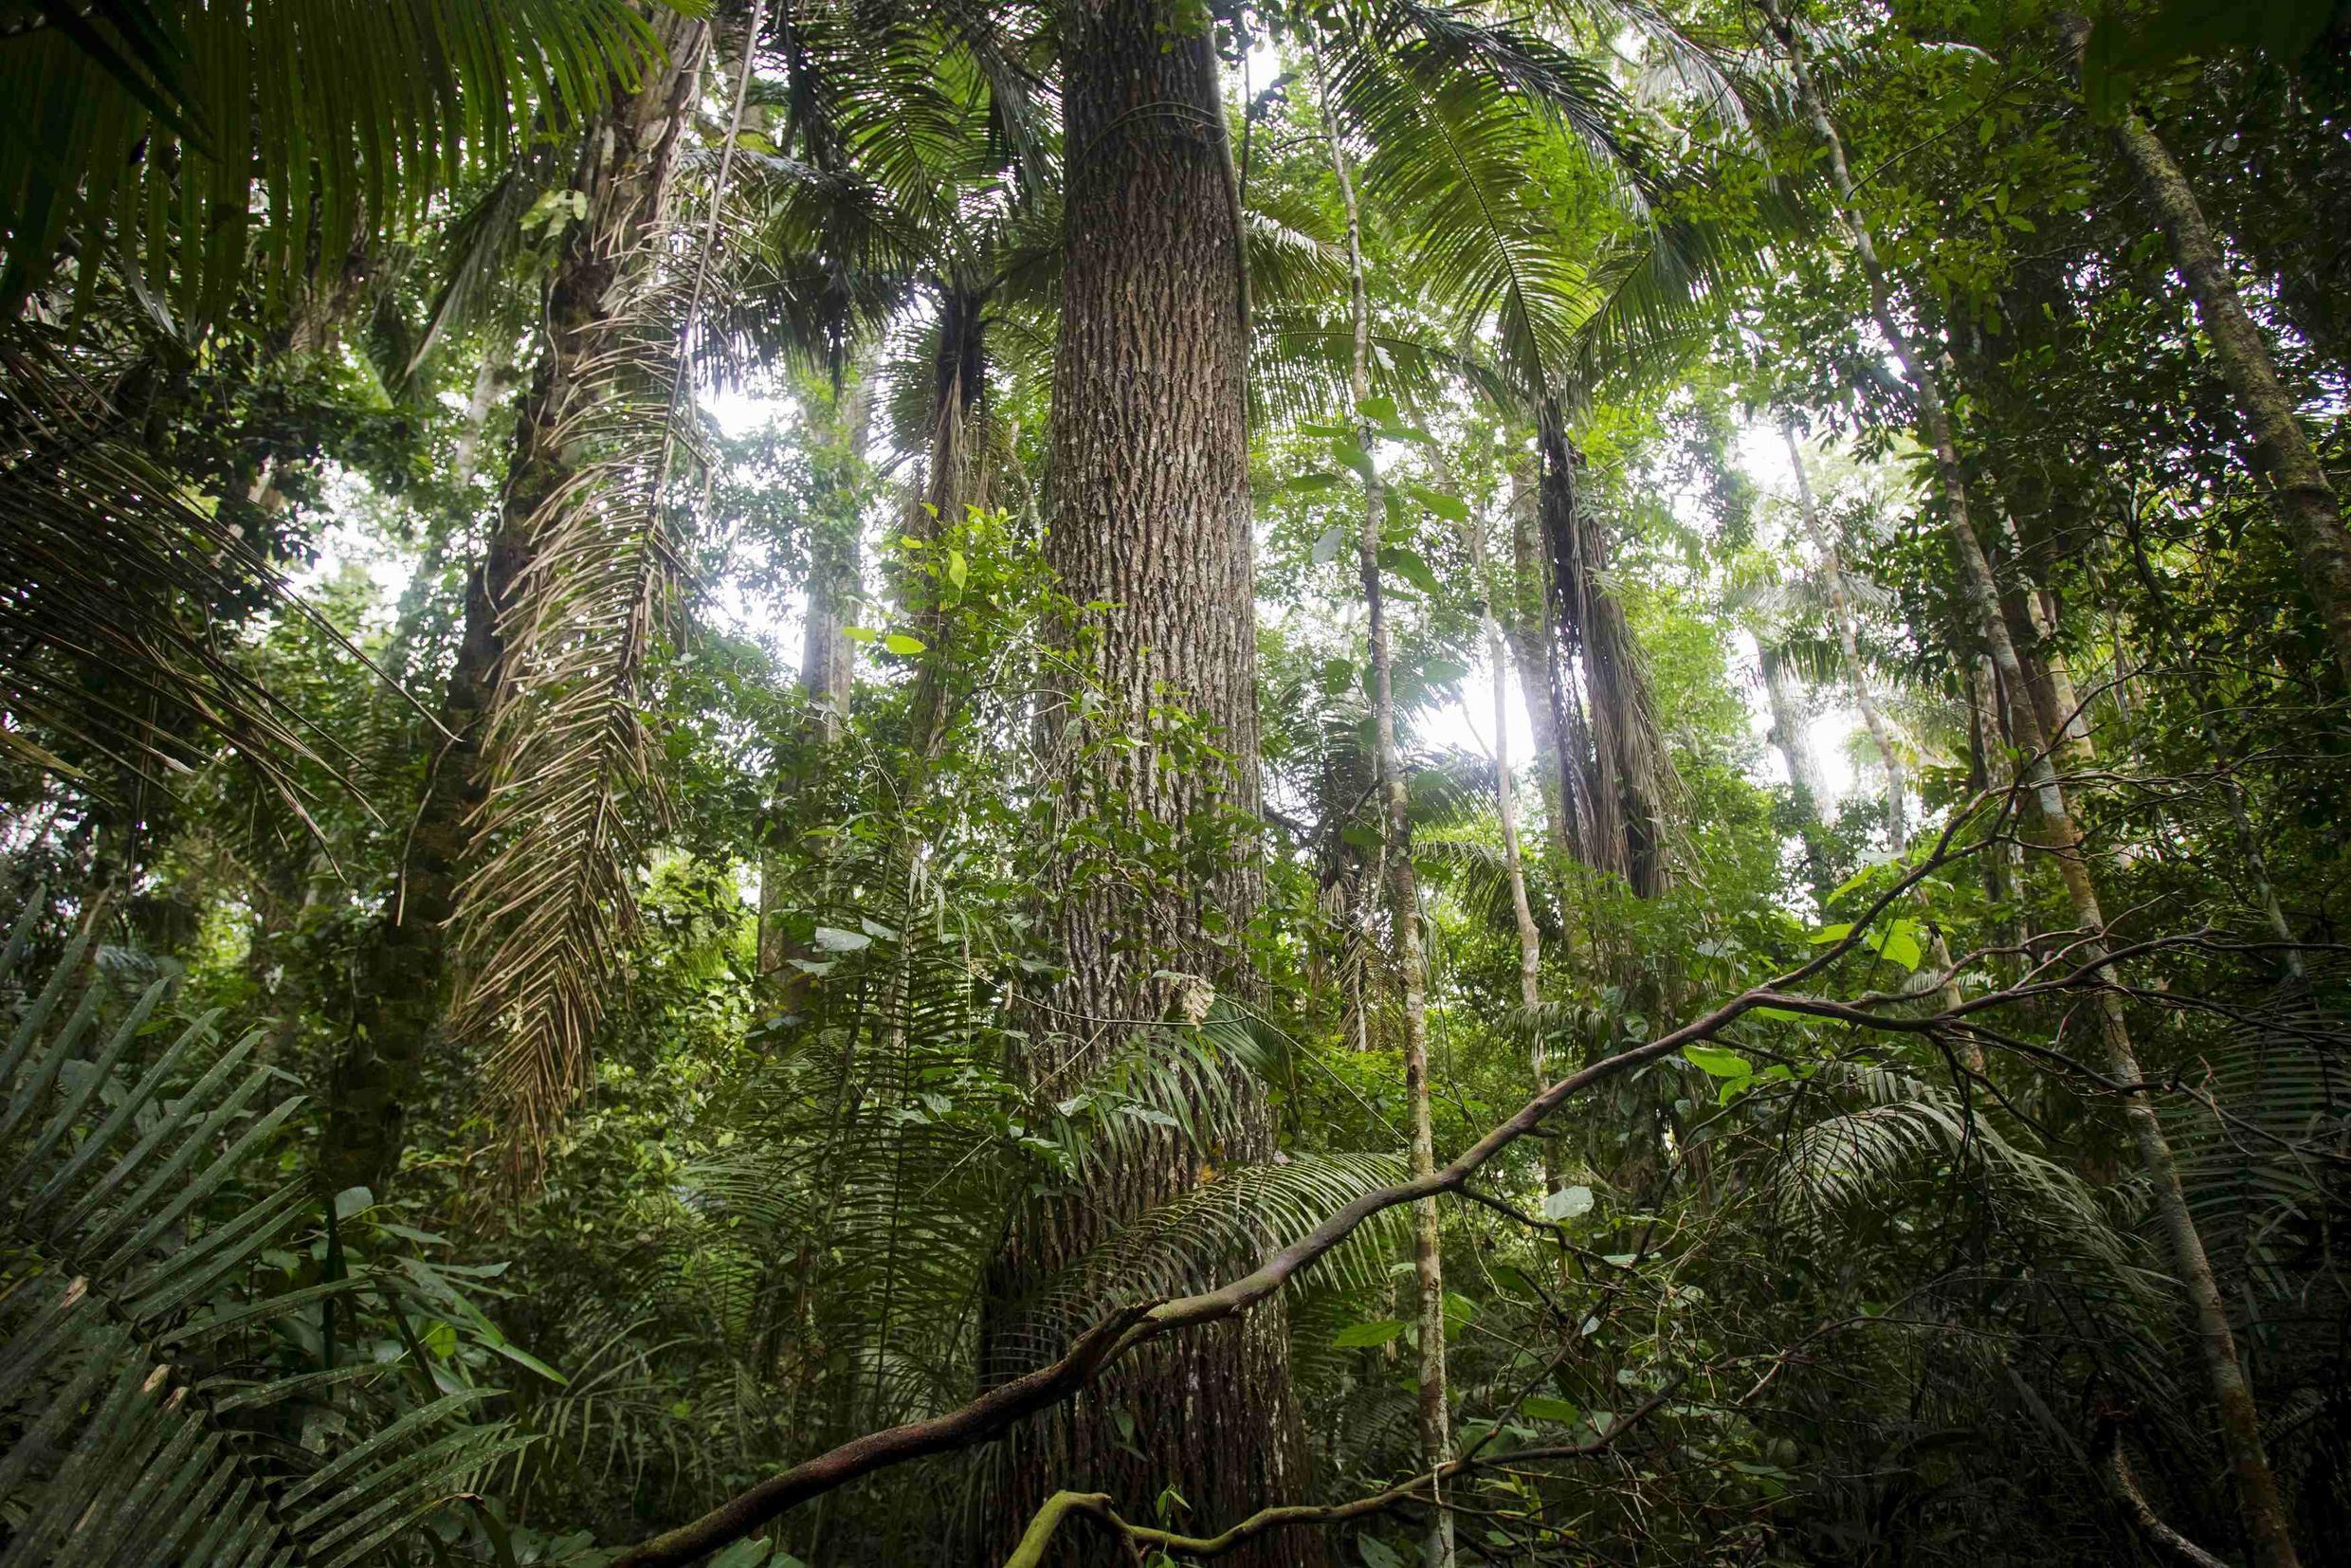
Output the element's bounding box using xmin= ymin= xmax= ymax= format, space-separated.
xmin=1807 ymin=922 xmax=1852 ymax=945
xmin=1541 ymin=1184 xmax=1594 ymax=1220
xmin=1410 ymin=483 xmax=1469 ymax=522
xmin=883 ymin=632 xmax=926 ymax=656
xmin=1684 ymin=1045 xmax=1750 ymax=1078
xmin=812 ymin=926 xmax=871 ymax=954
xmin=1311 ymin=524 xmax=1348 ymax=566
xmin=1868 ymin=919 xmax=1923 ymax=971
xmin=1358 ymin=394 xmax=1400 ymax=425
xmin=841 ymin=625 xmax=879 ymax=644
xmin=945 ymin=549 xmax=968 ymax=591
xmin=1332 ymin=1319 xmax=1407 ymax=1348
xmin=706 ymin=1538 xmax=775 ymax=1568
xmin=1379 ymin=547 xmax=1439 ymax=596
xmin=1829 ymin=862 xmax=1885 ymax=902
xmin=1522 ymin=1395 xmax=1581 ymax=1424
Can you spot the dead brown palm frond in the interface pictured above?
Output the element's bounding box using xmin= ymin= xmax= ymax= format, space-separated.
xmin=442 ymin=2 xmax=753 ymax=1177
xmin=0 ymin=338 xmax=415 ymax=827
xmin=444 ymin=301 xmax=690 ymax=1174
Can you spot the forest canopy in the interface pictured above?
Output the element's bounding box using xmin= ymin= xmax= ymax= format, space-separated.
xmin=2 ymin=2 xmax=2348 ymax=1566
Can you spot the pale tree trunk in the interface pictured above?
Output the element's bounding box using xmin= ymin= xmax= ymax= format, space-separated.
xmin=1767 ymin=8 xmax=2301 ymax=1561
xmin=322 ymin=11 xmax=710 ymax=1198
xmin=975 ymin=7 xmax=1315 ymax=1562
xmin=759 ymin=364 xmax=878 ymax=980
xmin=1327 ymin=96 xmax=1453 ymax=1568
xmin=2061 ymin=19 xmax=2351 ymax=677
xmin=1759 ymin=643 xmax=1824 ymax=813
xmin=1784 ymin=425 xmax=1905 ymax=848
xmin=1475 ymin=511 xmax=1555 ymax=1196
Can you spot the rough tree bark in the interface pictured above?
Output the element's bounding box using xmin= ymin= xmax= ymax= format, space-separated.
xmin=1327 ymin=96 xmax=1455 ymax=1567
xmin=321 ymin=10 xmax=710 ymax=1197
xmin=1766 ymin=7 xmax=2302 ymax=1562
xmin=974 ymin=7 xmax=1317 ymax=1563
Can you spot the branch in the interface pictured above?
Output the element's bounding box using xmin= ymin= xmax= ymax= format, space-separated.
xmin=611 ymin=813 xmax=2000 ymax=1565
xmin=2109 ymin=1438 xmax=2230 ymax=1568
xmin=1007 ymin=1378 xmax=1684 ymax=1564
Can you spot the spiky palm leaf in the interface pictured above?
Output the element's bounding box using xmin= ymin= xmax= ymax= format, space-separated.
xmin=0 ymin=340 xmax=392 ymax=820
xmin=0 ymin=897 xmax=530 ymax=1565
xmin=0 ymin=0 xmax=670 ymax=335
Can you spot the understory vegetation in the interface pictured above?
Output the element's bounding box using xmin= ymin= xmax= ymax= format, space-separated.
xmin=3 ymin=2 xmax=2348 ymax=1565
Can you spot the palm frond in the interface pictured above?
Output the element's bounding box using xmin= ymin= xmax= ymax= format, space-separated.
xmin=446 ymin=307 xmax=689 ymax=1169
xmin=0 ymin=0 xmax=670 ymax=336
xmin=0 ymin=894 xmax=528 ymax=1565
xmin=0 ymin=339 xmax=401 ymax=820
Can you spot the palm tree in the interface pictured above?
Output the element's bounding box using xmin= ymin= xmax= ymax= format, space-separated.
xmin=320 ymin=6 xmax=714 ymax=1195
xmin=0 ymin=0 xmax=671 ymax=845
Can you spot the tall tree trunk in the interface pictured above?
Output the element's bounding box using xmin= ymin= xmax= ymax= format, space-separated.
xmin=760 ymin=365 xmax=878 ymax=979
xmin=975 ymin=7 xmax=1315 ymax=1562
xmin=1507 ymin=459 xmax=1574 ymax=885
xmin=1992 ymin=516 xmax=2098 ymax=774
xmin=2067 ymin=20 xmax=2351 ymax=678
xmin=1759 ymin=641 xmax=1833 ymax=906
xmin=1327 ymin=99 xmax=1454 ymax=1567
xmin=1963 ymin=651 xmax=2025 ymax=957
xmin=1784 ymin=425 xmax=1905 ymax=848
xmin=1759 ymin=643 xmax=1824 ymax=815
xmin=1535 ymin=415 xmax=1674 ymax=898
xmin=1467 ymin=506 xmax=1554 ymax=1195
xmin=1767 ymin=9 xmax=2302 ymax=1562
xmin=904 ymin=284 xmax=991 ymax=781
xmin=321 ymin=10 xmax=710 ymax=1198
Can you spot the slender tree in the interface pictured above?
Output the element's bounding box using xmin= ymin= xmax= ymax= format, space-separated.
xmin=1328 ymin=88 xmax=1455 ymax=1566
xmin=2062 ymin=15 xmax=2351 ymax=679
xmin=1761 ymin=7 xmax=2302 ymax=1563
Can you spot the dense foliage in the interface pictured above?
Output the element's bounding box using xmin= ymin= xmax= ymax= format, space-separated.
xmin=4 ymin=2 xmax=2348 ymax=1566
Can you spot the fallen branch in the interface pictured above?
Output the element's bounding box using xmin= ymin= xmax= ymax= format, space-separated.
xmin=1002 ymin=1379 xmax=1683 ymax=1565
